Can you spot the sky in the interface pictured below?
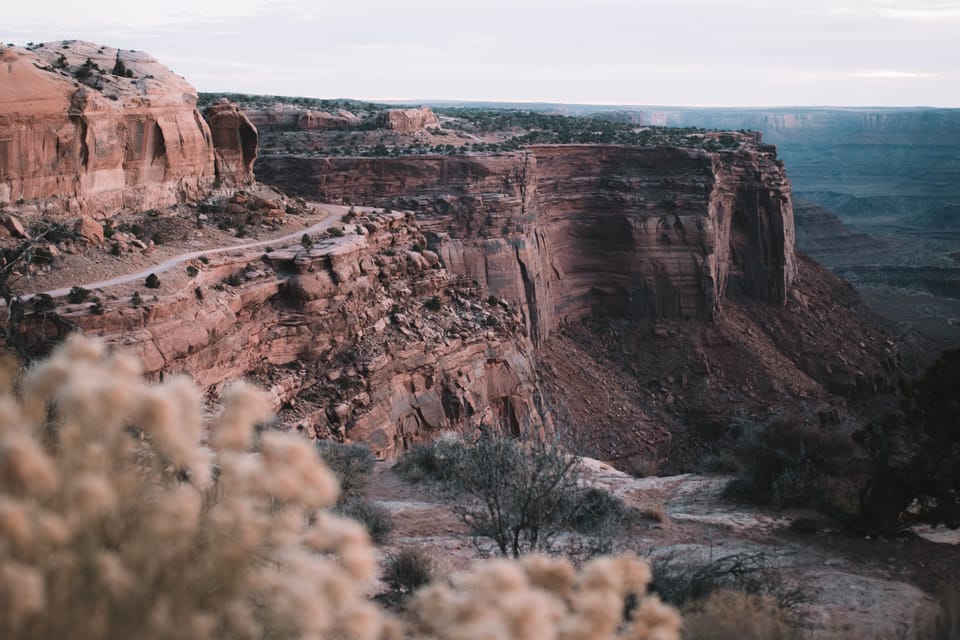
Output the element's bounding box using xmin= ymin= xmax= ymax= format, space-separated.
xmin=3 ymin=0 xmax=959 ymax=107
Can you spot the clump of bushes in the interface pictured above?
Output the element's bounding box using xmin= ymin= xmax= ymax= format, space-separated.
xmin=317 ymin=441 xmax=392 ymax=544
xmin=316 ymin=441 xmax=375 ymax=503
xmin=223 ymin=273 xmax=242 ymax=287
xmin=723 ymin=417 xmax=856 ymax=511
xmin=395 ymin=431 xmax=625 ymax=557
xmin=648 ymin=551 xmax=806 ymax=614
xmin=67 ymin=286 xmax=91 ymax=304
xmin=0 ymin=336 xmax=382 ymax=639
xmin=424 ymin=295 xmax=443 ymax=312
xmin=383 ymin=548 xmax=435 ymax=597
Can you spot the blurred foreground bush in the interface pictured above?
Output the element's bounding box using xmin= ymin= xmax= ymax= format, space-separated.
xmin=0 ymin=336 xmax=680 ymax=639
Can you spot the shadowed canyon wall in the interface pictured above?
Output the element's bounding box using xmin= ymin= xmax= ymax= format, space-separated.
xmin=257 ymin=139 xmax=796 ymax=342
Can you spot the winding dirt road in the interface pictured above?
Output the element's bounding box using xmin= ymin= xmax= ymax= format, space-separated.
xmin=26 ymin=204 xmax=358 ymax=299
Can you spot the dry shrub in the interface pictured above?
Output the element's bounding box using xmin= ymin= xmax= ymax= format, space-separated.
xmin=682 ymin=590 xmax=799 ymax=640
xmin=0 ymin=335 xmax=384 ymax=640
xmin=406 ymin=552 xmax=681 ymax=640
xmin=640 ymin=503 xmax=667 ymax=523
xmin=0 ymin=336 xmax=683 ymax=640
xmin=383 ymin=547 xmax=435 ymax=596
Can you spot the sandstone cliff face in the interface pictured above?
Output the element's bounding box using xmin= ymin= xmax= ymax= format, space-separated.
xmin=373 ymin=107 xmax=440 ymax=133
xmin=0 ymin=41 xmax=219 ymax=217
xmin=54 ymin=213 xmax=546 ymax=457
xmin=257 ymin=140 xmax=797 ymax=342
xmin=1 ymin=42 xmax=255 ymax=218
xmin=203 ymin=101 xmax=258 ymax=186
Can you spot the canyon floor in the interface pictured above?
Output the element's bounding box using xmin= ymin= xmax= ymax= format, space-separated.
xmin=371 ymin=459 xmax=959 ymax=639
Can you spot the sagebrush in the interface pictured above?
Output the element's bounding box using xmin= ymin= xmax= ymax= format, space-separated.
xmin=0 ymin=336 xmax=682 ymax=640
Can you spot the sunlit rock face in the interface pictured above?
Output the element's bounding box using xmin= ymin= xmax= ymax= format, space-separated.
xmin=0 ymin=41 xmax=216 ymax=217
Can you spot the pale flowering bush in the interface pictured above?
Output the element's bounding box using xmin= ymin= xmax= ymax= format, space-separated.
xmin=0 ymin=335 xmax=383 ymax=640
xmin=0 ymin=335 xmax=681 ymax=640
xmin=407 ymin=553 xmax=681 ymax=640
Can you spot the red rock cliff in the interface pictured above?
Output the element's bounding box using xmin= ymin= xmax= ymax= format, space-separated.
xmin=0 ymin=41 xmax=252 ymax=216
xmin=257 ymin=140 xmax=797 ymax=341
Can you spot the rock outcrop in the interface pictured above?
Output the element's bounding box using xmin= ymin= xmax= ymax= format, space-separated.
xmin=48 ymin=212 xmax=546 ymax=457
xmin=297 ymin=109 xmax=361 ymax=130
xmin=257 ymin=139 xmax=797 ymax=342
xmin=373 ymin=107 xmax=440 ymax=133
xmin=0 ymin=41 xmax=217 ymax=216
xmin=0 ymin=41 xmax=257 ymax=217
xmin=204 ymin=101 xmax=258 ymax=186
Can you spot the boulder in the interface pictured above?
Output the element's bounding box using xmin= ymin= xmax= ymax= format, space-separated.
xmin=1 ymin=214 xmax=29 ymax=239
xmin=74 ymin=217 xmax=104 ymax=244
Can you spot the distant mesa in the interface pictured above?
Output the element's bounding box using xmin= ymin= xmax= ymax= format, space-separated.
xmin=0 ymin=41 xmax=257 ymax=216
xmin=373 ymin=107 xmax=440 ymax=133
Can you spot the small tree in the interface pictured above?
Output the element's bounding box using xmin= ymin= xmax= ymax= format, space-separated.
xmin=453 ymin=430 xmax=582 ymax=557
xmin=145 ymin=273 xmax=160 ymax=289
xmin=301 ymin=233 xmax=314 ymax=249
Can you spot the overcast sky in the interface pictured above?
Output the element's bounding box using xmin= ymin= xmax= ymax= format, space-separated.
xmin=4 ymin=0 xmax=959 ymax=107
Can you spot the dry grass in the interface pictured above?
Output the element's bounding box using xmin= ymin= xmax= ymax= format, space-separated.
xmin=682 ymin=590 xmax=800 ymax=640
xmin=640 ymin=503 xmax=667 ymax=523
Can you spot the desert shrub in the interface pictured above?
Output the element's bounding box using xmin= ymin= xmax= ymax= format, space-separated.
xmin=424 ymin=296 xmax=442 ymax=312
xmin=329 ymin=226 xmax=345 ymax=238
xmin=130 ymin=291 xmax=142 ymax=308
xmin=406 ymin=553 xmax=681 ymax=640
xmin=383 ymin=548 xmax=434 ymax=596
xmin=336 ymin=498 xmax=393 ymax=545
xmin=568 ymin=486 xmax=628 ymax=533
xmin=144 ymin=273 xmax=160 ymax=289
xmin=223 ymin=273 xmax=242 ymax=287
xmin=0 ymin=335 xmax=385 ymax=640
xmin=648 ymin=551 xmax=806 ymax=613
xmin=186 ymin=265 xmax=199 ymax=277
xmin=316 ymin=440 xmax=376 ymax=503
xmin=67 ymin=286 xmax=91 ymax=304
xmin=398 ymin=430 xmax=591 ymax=557
xmin=682 ymin=590 xmax=800 ymax=640
xmin=855 ymin=348 xmax=960 ymax=531
xmin=301 ymin=233 xmax=314 ymax=249
xmin=110 ymin=243 xmax=122 ymax=256
xmin=724 ymin=417 xmax=856 ymax=510
xmin=393 ymin=436 xmax=466 ymax=485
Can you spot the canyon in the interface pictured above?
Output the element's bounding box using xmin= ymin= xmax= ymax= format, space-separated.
xmin=1 ymin=41 xmax=955 ymax=639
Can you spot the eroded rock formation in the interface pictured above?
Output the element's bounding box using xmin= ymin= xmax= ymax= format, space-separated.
xmin=0 ymin=41 xmax=256 ymax=217
xmin=204 ymin=101 xmax=258 ymax=186
xmin=373 ymin=107 xmax=440 ymax=133
xmin=257 ymin=139 xmax=797 ymax=342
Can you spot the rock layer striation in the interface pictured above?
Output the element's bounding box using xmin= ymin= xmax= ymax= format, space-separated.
xmin=257 ymin=140 xmax=797 ymax=342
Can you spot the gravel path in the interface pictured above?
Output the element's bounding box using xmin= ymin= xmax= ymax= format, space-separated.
xmin=21 ymin=204 xmax=357 ymax=299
